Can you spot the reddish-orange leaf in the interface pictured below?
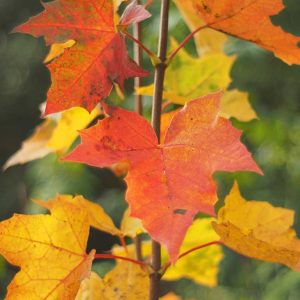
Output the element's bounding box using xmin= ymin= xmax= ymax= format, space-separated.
xmin=14 ymin=0 xmax=149 ymax=114
xmin=64 ymin=91 xmax=262 ymax=261
xmin=187 ymin=0 xmax=300 ymax=65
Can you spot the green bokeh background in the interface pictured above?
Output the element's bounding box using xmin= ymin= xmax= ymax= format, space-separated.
xmin=1 ymin=0 xmax=300 ymax=299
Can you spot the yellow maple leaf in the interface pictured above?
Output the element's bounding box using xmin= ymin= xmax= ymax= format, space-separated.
xmin=3 ymin=119 xmax=56 ymax=170
xmin=34 ymin=194 xmax=122 ymax=237
xmin=47 ymin=107 xmax=101 ymax=153
xmin=120 ymin=208 xmax=144 ymax=238
xmin=163 ymin=218 xmax=223 ymax=287
xmin=213 ymin=182 xmax=300 ymax=271
xmin=220 ymin=90 xmax=257 ymax=122
xmin=75 ymin=262 xmax=149 ymax=300
xmin=173 ymin=0 xmax=227 ymax=56
xmin=137 ymin=39 xmax=257 ymax=122
xmin=114 ymin=218 xmax=223 ymax=287
xmin=160 ymin=292 xmax=182 ymax=300
xmin=3 ymin=106 xmax=101 ymax=170
xmin=0 ymin=197 xmax=95 ymax=299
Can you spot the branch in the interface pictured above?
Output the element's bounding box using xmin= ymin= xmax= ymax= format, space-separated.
xmin=162 ymin=240 xmax=222 ymax=274
xmin=150 ymin=0 xmax=170 ymax=299
xmin=167 ymin=25 xmax=208 ymax=64
xmin=94 ymin=253 xmax=147 ymax=267
xmin=123 ymin=30 xmax=156 ymax=61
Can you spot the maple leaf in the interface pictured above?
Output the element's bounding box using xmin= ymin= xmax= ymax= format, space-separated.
xmin=35 ymin=194 xmax=122 ymax=237
xmin=75 ymin=263 xmax=149 ymax=300
xmin=137 ymin=39 xmax=257 ymax=122
xmin=0 ymin=196 xmax=95 ymax=299
xmin=120 ymin=208 xmax=144 ymax=238
xmin=14 ymin=0 xmax=149 ymax=114
xmin=183 ymin=0 xmax=300 ymax=65
xmin=160 ymin=293 xmax=182 ymax=300
xmin=64 ymin=91 xmax=262 ymax=261
xmin=3 ymin=107 xmax=100 ymax=170
xmin=114 ymin=218 xmax=223 ymax=287
xmin=213 ymin=182 xmax=300 ymax=271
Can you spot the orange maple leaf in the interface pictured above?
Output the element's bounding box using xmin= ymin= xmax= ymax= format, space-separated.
xmin=14 ymin=0 xmax=149 ymax=114
xmin=0 ymin=196 xmax=95 ymax=299
xmin=64 ymin=91 xmax=262 ymax=261
xmin=187 ymin=0 xmax=300 ymax=65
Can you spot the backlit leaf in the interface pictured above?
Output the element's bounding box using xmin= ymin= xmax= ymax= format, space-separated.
xmin=76 ymin=263 xmax=149 ymax=300
xmin=34 ymin=194 xmax=122 ymax=237
xmin=3 ymin=107 xmax=100 ymax=170
xmin=183 ymin=0 xmax=300 ymax=65
xmin=174 ymin=0 xmax=227 ymax=55
xmin=213 ymin=182 xmax=300 ymax=271
xmin=136 ymin=39 xmax=257 ymax=122
xmin=64 ymin=91 xmax=261 ymax=261
xmin=0 ymin=197 xmax=95 ymax=299
xmin=14 ymin=0 xmax=149 ymax=114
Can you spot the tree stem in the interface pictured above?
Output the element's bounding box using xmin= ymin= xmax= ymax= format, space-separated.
xmin=133 ymin=3 xmax=143 ymax=260
xmin=150 ymin=0 xmax=170 ymax=299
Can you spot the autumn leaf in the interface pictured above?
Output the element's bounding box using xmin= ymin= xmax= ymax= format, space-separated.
xmin=44 ymin=39 xmax=76 ymax=64
xmin=174 ymin=0 xmax=227 ymax=55
xmin=0 ymin=196 xmax=95 ymax=299
xmin=3 ymin=119 xmax=56 ymax=170
xmin=14 ymin=0 xmax=149 ymax=114
xmin=34 ymin=194 xmax=122 ymax=237
xmin=220 ymin=90 xmax=257 ymax=122
xmin=137 ymin=38 xmax=233 ymax=102
xmin=160 ymin=292 xmax=182 ymax=300
xmin=119 ymin=0 xmax=152 ymax=27
xmin=3 ymin=107 xmax=100 ymax=170
xmin=137 ymin=39 xmax=257 ymax=122
xmin=121 ymin=208 xmax=144 ymax=238
xmin=64 ymin=91 xmax=261 ymax=261
xmin=75 ymin=263 xmax=149 ymax=300
xmin=114 ymin=218 xmax=222 ymax=287
xmin=163 ymin=218 xmax=222 ymax=287
xmin=182 ymin=0 xmax=300 ymax=65
xmin=213 ymin=182 xmax=300 ymax=271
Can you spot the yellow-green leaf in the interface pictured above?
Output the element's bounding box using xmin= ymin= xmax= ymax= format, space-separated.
xmin=220 ymin=90 xmax=258 ymax=121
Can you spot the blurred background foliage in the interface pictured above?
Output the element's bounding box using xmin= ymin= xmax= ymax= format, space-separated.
xmin=1 ymin=0 xmax=300 ymax=299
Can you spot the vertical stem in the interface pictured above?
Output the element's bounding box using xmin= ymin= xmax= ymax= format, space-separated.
xmin=134 ymin=0 xmax=143 ymax=115
xmin=133 ymin=0 xmax=143 ymax=261
xmin=150 ymin=0 xmax=170 ymax=299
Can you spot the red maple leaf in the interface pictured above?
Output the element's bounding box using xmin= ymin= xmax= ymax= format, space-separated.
xmin=64 ymin=91 xmax=262 ymax=261
xmin=14 ymin=0 xmax=149 ymax=114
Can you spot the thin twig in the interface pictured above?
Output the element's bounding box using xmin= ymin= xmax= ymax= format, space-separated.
xmin=124 ymin=30 xmax=156 ymax=59
xmin=167 ymin=25 xmax=208 ymax=63
xmin=162 ymin=240 xmax=222 ymax=273
xmin=94 ymin=253 xmax=147 ymax=266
